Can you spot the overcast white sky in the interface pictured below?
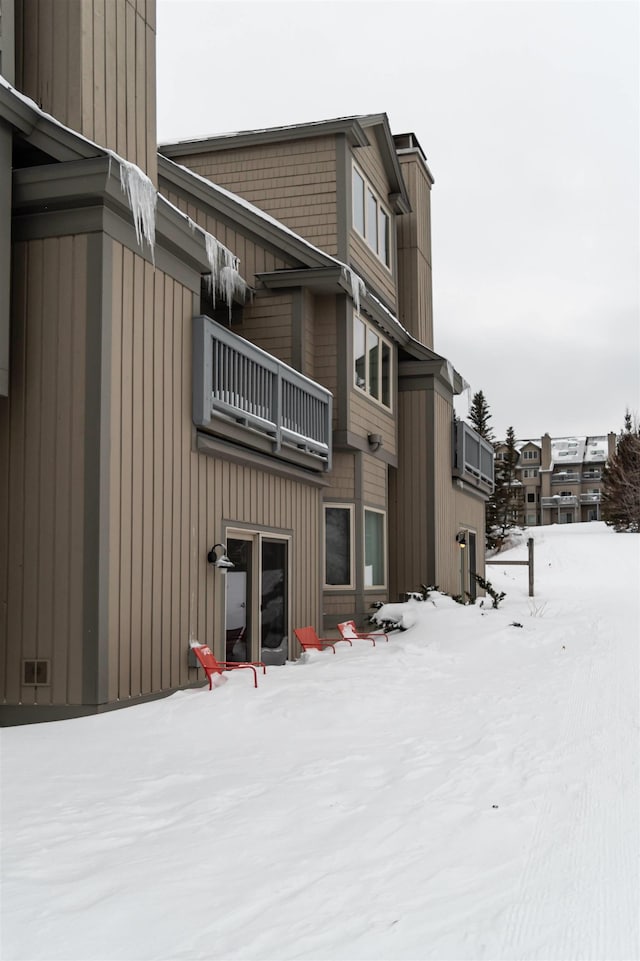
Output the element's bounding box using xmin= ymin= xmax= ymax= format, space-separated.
xmin=157 ymin=0 xmax=639 ymax=441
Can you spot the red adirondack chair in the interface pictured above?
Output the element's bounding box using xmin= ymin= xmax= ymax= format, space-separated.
xmin=337 ymin=619 xmax=389 ymax=646
xmin=191 ymin=643 xmax=266 ymax=689
xmin=293 ymin=626 xmax=352 ymax=655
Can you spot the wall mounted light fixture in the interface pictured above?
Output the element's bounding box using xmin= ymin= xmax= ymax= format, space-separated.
xmin=368 ymin=433 xmax=383 ymax=452
xmin=207 ymin=543 xmax=235 ymax=571
xmin=456 ymin=531 xmax=467 ymax=548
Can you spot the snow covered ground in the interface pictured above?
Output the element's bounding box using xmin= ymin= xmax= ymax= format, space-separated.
xmin=2 ymin=523 xmax=639 ymax=961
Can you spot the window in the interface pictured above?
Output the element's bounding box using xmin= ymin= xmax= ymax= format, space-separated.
xmin=324 ymin=506 xmax=354 ymax=588
xmin=364 ymin=509 xmax=386 ymax=588
xmin=523 ymin=468 xmax=539 ymax=478
xmin=523 ymin=450 xmax=538 ymax=460
xmin=527 ymin=492 xmax=536 ymax=503
xmin=526 ymin=514 xmax=537 ymax=526
xmin=352 ymin=163 xmax=391 ymax=267
xmin=354 ymin=315 xmax=392 ymax=409
xmin=352 ymin=167 xmax=365 ymax=235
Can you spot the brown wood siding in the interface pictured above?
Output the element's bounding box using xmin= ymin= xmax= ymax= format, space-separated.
xmin=433 ymin=390 xmax=459 ymax=595
xmin=349 ymin=389 xmax=397 ymax=456
xmin=0 ymin=236 xmax=88 ymax=706
xmin=349 ymin=231 xmax=397 ymax=310
xmin=159 ymin=188 xmax=293 ymax=285
xmin=396 ymin=156 xmax=434 ymax=348
xmin=240 ymin=292 xmax=294 ymax=367
xmin=389 ymin=390 xmax=429 ymax=598
xmin=362 ymin=454 xmax=387 ymax=507
xmin=325 ymin=452 xmax=356 ymax=500
xmin=105 ymin=242 xmax=322 ymax=699
xmin=348 ymin=143 xmax=397 ymax=306
xmin=454 ymin=488 xmax=486 ymax=584
xmin=15 ymin=0 xmax=157 ymax=181
xmin=312 ymin=295 xmax=338 ymax=410
xmin=172 ymin=137 xmax=339 ymax=256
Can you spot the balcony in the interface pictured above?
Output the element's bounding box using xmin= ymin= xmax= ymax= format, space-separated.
xmin=583 ymin=470 xmax=602 ymax=480
xmin=541 ymin=495 xmax=579 ymax=508
xmin=192 ymin=315 xmax=332 ymax=471
xmin=453 ymin=421 xmax=494 ymax=494
xmin=580 ymin=492 xmax=601 ymax=504
xmin=551 ymin=472 xmax=580 ymax=484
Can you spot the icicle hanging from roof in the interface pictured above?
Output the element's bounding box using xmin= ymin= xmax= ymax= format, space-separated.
xmin=342 ymin=266 xmax=367 ymax=313
xmin=204 ymin=233 xmax=250 ymax=318
xmin=119 ymin=158 xmax=157 ymax=264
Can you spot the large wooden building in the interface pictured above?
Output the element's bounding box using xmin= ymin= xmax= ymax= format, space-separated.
xmin=0 ymin=0 xmax=493 ymax=724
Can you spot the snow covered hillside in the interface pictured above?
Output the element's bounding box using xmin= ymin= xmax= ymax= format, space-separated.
xmin=1 ymin=523 xmax=639 ymax=961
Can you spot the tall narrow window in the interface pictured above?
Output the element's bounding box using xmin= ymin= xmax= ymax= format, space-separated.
xmin=381 ymin=341 xmax=391 ymax=407
xmin=364 ymin=509 xmax=385 ymax=588
xmin=367 ymin=327 xmax=379 ymax=400
xmin=379 ymin=208 xmax=390 ymax=267
xmin=352 ymin=164 xmax=392 ymax=268
xmin=354 ymin=315 xmax=366 ymax=389
xmin=366 ymin=187 xmax=378 ymax=250
xmin=324 ymin=506 xmax=353 ymax=587
xmin=353 ymin=314 xmax=392 ymax=411
xmin=352 ymin=168 xmax=365 ymax=235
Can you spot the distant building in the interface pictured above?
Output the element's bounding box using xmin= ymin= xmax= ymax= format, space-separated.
xmin=494 ymin=434 xmax=616 ymax=526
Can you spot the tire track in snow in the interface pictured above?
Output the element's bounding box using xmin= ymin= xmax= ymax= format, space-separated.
xmin=499 ymin=617 xmax=639 ymax=961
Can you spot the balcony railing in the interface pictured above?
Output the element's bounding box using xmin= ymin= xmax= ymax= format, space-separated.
xmin=583 ymin=470 xmax=602 ymax=480
xmin=580 ymin=492 xmax=601 ymax=504
xmin=541 ymin=495 xmax=579 ymax=508
xmin=192 ymin=315 xmax=332 ymax=470
xmin=551 ymin=472 xmax=580 ymax=484
xmin=453 ymin=421 xmax=494 ymax=493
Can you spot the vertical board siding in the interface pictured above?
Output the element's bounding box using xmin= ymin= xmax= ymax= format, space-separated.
xmin=389 ymin=390 xmax=429 ymax=599
xmin=15 ymin=0 xmax=156 ymax=181
xmin=396 ymin=156 xmax=434 ymax=349
xmin=106 ymin=242 xmax=321 ymax=702
xmin=312 ymin=295 xmax=337 ymax=405
xmin=0 ymin=236 xmax=88 ymax=706
xmin=433 ymin=391 xmax=459 ymax=596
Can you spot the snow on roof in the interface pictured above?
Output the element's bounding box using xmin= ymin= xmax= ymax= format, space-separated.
xmin=550 ymin=436 xmax=609 ymax=465
xmin=158 ymin=114 xmax=378 ymax=148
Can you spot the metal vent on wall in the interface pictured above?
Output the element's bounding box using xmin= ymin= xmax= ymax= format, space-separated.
xmin=22 ymin=659 xmax=50 ymax=686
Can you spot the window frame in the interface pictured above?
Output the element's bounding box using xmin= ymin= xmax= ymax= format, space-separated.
xmin=353 ymin=314 xmax=393 ymax=412
xmin=363 ymin=507 xmax=387 ymax=590
xmin=323 ymin=504 xmax=355 ymax=590
xmin=351 ymin=162 xmax=392 ymax=269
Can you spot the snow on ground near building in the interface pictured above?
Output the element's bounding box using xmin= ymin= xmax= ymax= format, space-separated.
xmin=2 ymin=524 xmax=639 ymax=961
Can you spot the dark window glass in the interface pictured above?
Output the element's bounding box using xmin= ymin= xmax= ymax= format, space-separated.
xmin=366 ymin=188 xmax=378 ymax=250
xmin=325 ymin=508 xmax=351 ymax=585
xmin=354 ymin=316 xmax=366 ymax=390
xmin=364 ymin=510 xmax=385 ymax=587
xmin=353 ymin=168 xmax=365 ymax=234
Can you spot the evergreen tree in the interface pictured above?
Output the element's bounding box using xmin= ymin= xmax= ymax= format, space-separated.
xmin=601 ymin=412 xmax=640 ymax=532
xmin=487 ymin=426 xmax=521 ymax=549
xmin=468 ymin=390 xmax=494 ymax=442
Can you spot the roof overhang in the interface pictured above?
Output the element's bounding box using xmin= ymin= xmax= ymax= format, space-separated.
xmin=159 ymin=113 xmax=412 ymax=216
